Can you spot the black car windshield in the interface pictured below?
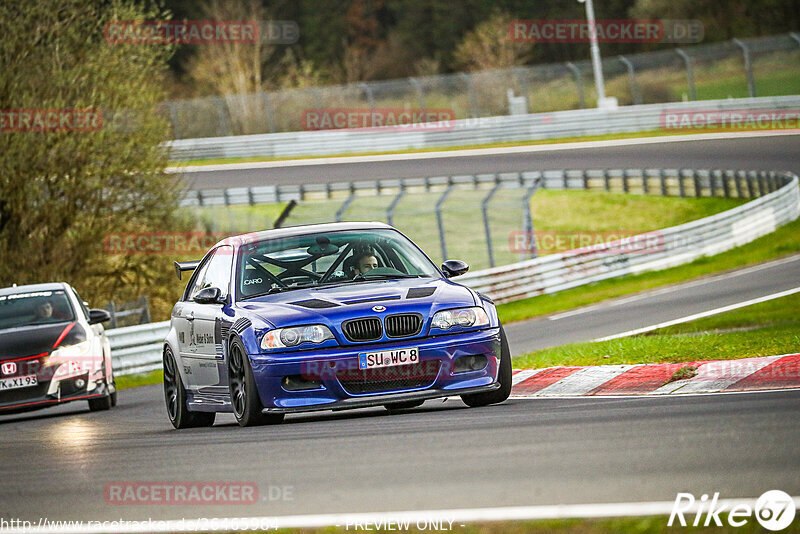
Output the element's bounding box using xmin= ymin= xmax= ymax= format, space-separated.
xmin=238 ymin=229 xmax=440 ymax=299
xmin=0 ymin=290 xmax=76 ymax=330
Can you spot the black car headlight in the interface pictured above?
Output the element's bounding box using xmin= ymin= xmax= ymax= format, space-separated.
xmin=260 ymin=325 xmax=334 ymax=350
xmin=431 ymin=306 xmax=490 ymax=330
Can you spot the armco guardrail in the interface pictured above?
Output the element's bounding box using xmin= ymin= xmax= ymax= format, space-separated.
xmin=166 ymin=95 xmax=800 ymax=161
xmin=109 ymin=169 xmax=799 ymax=374
xmin=107 ymin=321 xmax=169 ymax=376
xmin=460 ymin=170 xmax=799 ymax=302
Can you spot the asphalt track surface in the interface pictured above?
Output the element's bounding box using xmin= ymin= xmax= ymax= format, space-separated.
xmin=1 ymin=134 xmax=798 ymax=525
xmin=1 ymin=388 xmax=799 ymax=522
xmin=504 ymin=253 xmax=800 ymax=354
xmin=177 ymin=133 xmax=800 ymax=189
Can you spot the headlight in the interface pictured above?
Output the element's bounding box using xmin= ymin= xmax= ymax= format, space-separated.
xmin=260 ymin=325 xmax=334 ymax=350
xmin=431 ymin=307 xmax=490 ymax=330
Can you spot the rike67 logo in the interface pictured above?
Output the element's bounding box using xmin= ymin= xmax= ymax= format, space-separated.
xmin=669 ymin=490 xmax=796 ymax=531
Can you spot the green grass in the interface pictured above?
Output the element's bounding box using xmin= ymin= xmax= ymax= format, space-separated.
xmin=115 ymin=369 xmax=162 ymax=390
xmin=497 ymin=216 xmax=800 ymax=324
xmin=512 ymin=291 xmax=800 ymax=368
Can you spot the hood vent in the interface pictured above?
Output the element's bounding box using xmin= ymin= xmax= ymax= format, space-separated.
xmin=342 ymin=295 xmax=401 ymax=305
xmin=406 ymin=287 xmax=436 ymax=299
xmin=290 ymin=299 xmax=340 ymax=309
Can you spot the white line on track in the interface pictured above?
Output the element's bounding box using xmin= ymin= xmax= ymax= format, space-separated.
xmin=9 ymin=497 xmax=800 ymax=533
xmin=593 ymin=285 xmax=800 ymax=342
xmin=547 ymin=253 xmax=800 ymax=321
xmin=166 ymin=130 xmax=800 ymax=173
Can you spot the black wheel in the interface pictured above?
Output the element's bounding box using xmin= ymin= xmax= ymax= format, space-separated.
xmin=461 ymin=325 xmax=512 ymax=407
xmin=88 ymin=392 xmax=112 ymax=411
xmin=108 ymin=370 xmax=118 ymax=407
xmin=384 ymin=400 xmax=425 ymax=411
xmin=163 ymin=347 xmax=215 ymax=429
xmin=228 ymin=337 xmax=284 ymax=427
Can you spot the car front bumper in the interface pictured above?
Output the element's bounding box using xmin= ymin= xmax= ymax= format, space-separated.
xmin=249 ymin=327 xmax=502 ymax=413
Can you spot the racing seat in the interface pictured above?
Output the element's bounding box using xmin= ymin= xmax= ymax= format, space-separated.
xmin=240 ymin=269 xmax=272 ymax=296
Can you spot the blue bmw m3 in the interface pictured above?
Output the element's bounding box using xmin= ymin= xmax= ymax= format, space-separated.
xmin=164 ymin=222 xmax=511 ymax=428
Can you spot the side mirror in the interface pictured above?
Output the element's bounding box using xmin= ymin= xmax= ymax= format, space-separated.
xmin=441 ymin=259 xmax=469 ymax=278
xmin=88 ymin=309 xmax=111 ymax=325
xmin=194 ymin=286 xmax=225 ymax=304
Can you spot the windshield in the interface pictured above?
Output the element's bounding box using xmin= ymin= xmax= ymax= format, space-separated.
xmin=237 ymin=228 xmax=440 ymax=299
xmin=0 ymin=289 xmax=76 ymax=330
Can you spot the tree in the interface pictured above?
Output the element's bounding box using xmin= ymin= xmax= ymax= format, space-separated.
xmin=453 ymin=11 xmax=533 ymax=71
xmin=0 ymin=0 xmax=186 ymax=318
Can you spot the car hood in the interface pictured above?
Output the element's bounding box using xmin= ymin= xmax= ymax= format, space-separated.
xmin=235 ymin=277 xmax=477 ymax=329
xmin=0 ymin=322 xmax=77 ymax=360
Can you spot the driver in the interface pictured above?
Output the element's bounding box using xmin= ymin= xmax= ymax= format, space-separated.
xmin=34 ymin=300 xmax=54 ymax=320
xmin=352 ymin=244 xmax=379 ymax=277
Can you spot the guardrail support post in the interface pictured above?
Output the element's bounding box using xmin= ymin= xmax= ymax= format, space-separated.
xmin=436 ymin=182 xmax=455 ymax=261
xmin=603 ymin=169 xmax=611 ymax=191
xmin=521 ymin=179 xmax=541 ymax=260
xmin=709 ymin=170 xmax=718 ymax=197
xmin=641 ymin=170 xmax=649 ymax=195
xmin=693 ymin=170 xmax=702 ymax=197
xmin=659 ymin=169 xmax=668 ymax=196
xmin=675 ymin=49 xmax=696 ymax=101
xmin=165 ymin=102 xmax=181 ymax=140
xmin=481 ymin=177 xmax=502 ymax=268
xmin=722 ymin=170 xmax=731 ymax=198
xmin=735 ymin=170 xmax=744 ymax=198
xmin=746 ymin=171 xmax=756 ymax=198
xmin=335 ymin=184 xmax=356 ymax=222
xmin=678 ymin=170 xmax=687 ymax=197
xmin=566 ymin=62 xmax=585 ymax=109
xmin=618 ymin=56 xmax=641 ymax=105
xmin=733 ymin=39 xmax=756 ymax=98
xmin=622 ymin=169 xmax=630 ymax=193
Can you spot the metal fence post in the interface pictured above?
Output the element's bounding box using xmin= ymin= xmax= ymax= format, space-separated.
xmin=260 ymin=92 xmax=276 ymax=133
xmin=791 ymin=33 xmax=800 ymax=49
xmin=733 ymin=39 xmax=756 ymax=98
xmin=709 ymin=170 xmax=718 ymax=197
xmin=521 ymin=178 xmax=541 ymax=260
xmin=436 ymin=181 xmax=455 ymax=260
xmin=408 ymin=77 xmax=426 ymax=112
xmin=459 ymin=73 xmax=478 ymax=118
xmin=678 ymin=169 xmax=687 ymax=197
xmin=675 ymin=49 xmax=696 ymax=101
xmin=514 ymin=67 xmax=530 ymax=113
xmin=566 ymin=62 xmax=585 ymax=109
xmin=693 ymin=169 xmax=702 ymax=197
xmin=386 ymin=186 xmax=406 ymax=226
xmin=335 ymin=184 xmax=356 ymax=222
xmin=481 ymin=177 xmax=502 ymax=268
xmin=359 ymin=82 xmax=375 ymax=116
xmin=140 ymin=295 xmax=151 ymax=324
xmin=106 ymin=301 xmax=117 ymax=329
xmin=735 ymin=170 xmax=745 ymax=198
xmin=212 ymin=97 xmax=231 ymax=136
xmin=659 ymin=169 xmax=668 ymax=196
xmin=618 ymin=56 xmax=641 ymax=105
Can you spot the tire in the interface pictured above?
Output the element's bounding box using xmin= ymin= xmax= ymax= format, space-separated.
xmin=228 ymin=337 xmax=284 ymax=427
xmin=384 ymin=400 xmax=425 ymax=411
xmin=163 ymin=346 xmax=215 ymax=429
xmin=88 ymin=392 xmax=112 ymax=411
xmin=461 ymin=325 xmax=512 ymax=408
xmin=108 ymin=370 xmax=118 ymax=407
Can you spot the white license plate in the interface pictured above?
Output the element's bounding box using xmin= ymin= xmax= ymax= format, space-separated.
xmin=358 ymin=348 xmax=419 ymax=370
xmin=0 ymin=375 xmax=38 ymax=390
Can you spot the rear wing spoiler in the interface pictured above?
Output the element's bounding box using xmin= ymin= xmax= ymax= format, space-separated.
xmin=174 ymin=260 xmax=200 ymax=280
